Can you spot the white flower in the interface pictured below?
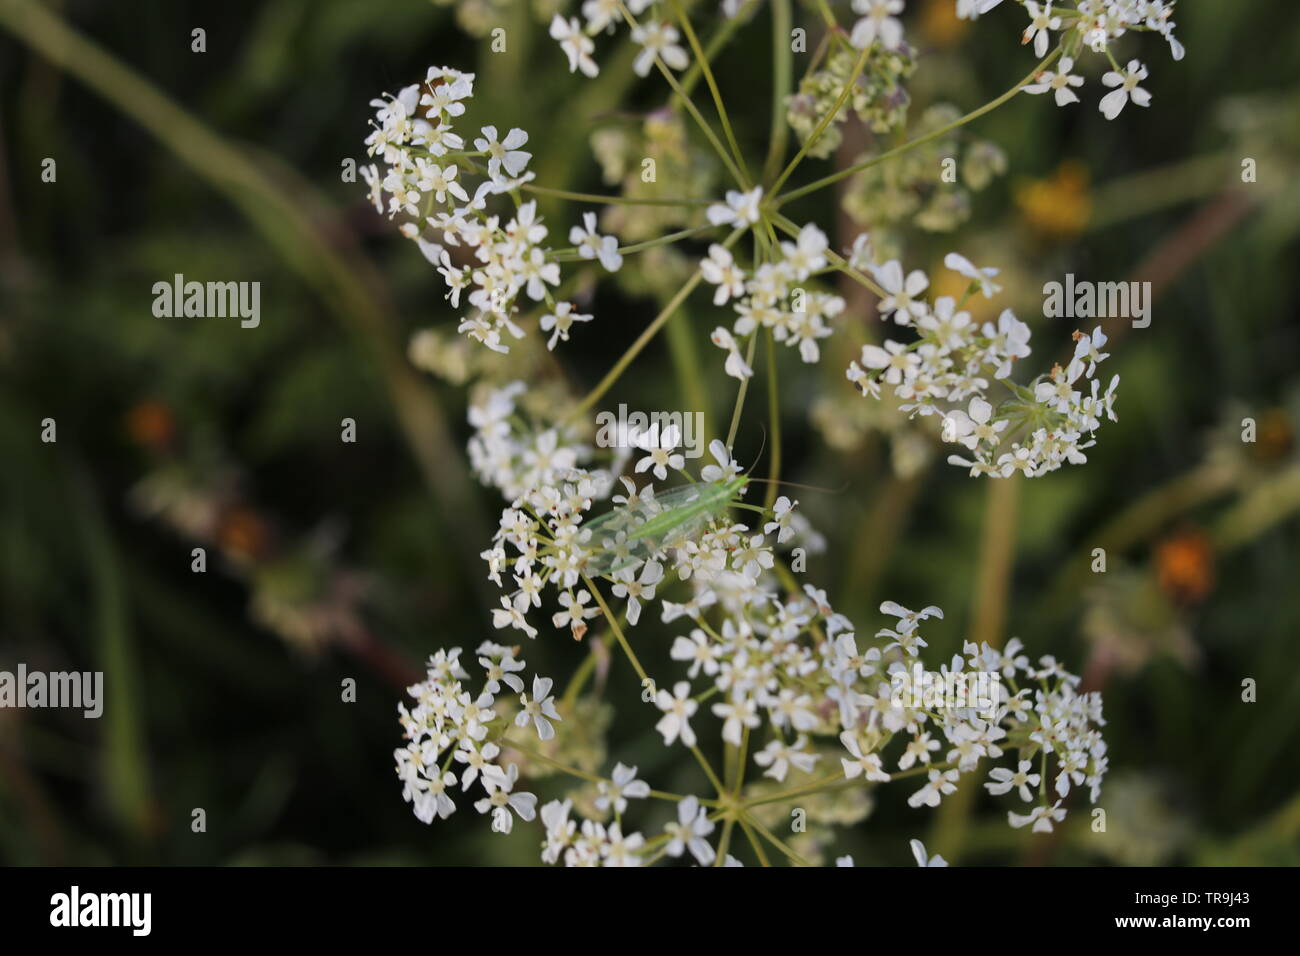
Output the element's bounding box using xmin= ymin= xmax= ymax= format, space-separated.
xmin=492 ymin=595 xmax=538 ymax=638
xmin=453 ymin=739 xmax=501 ymax=790
xmin=956 ymin=0 xmax=1004 ymax=19
xmin=730 ymin=534 xmax=773 ymax=581
xmin=780 ymin=223 xmax=829 ymax=280
xmin=670 ymin=628 xmax=721 ymax=678
xmin=632 ymin=21 xmax=689 ymax=77
xmin=1100 ymin=60 xmax=1151 ymax=120
xmin=985 ymin=759 xmax=1041 ymax=801
xmin=1073 ymin=326 xmax=1110 ymax=376
xmin=602 ymin=823 xmax=646 ymax=866
xmin=478 ymin=645 xmax=526 ymax=694
xmin=515 ymin=675 xmax=562 ymax=741
xmin=870 ymin=260 xmax=929 ymax=323
xmin=540 ymin=799 xmax=577 ymax=863
xmin=985 ymin=308 xmax=1032 ymax=378
xmin=552 ymin=589 xmax=598 ymax=640
xmin=474 ymin=125 xmax=531 ymax=181
xmin=634 ymin=424 xmax=685 ymax=480
xmin=611 ymin=559 xmax=664 ymax=626
xmin=550 ymin=14 xmax=599 ymax=78
xmin=850 ymin=0 xmax=905 ymax=51
xmin=663 ymin=795 xmax=715 ymax=865
xmin=907 ymin=768 xmax=960 ymax=808
xmin=707 ymin=186 xmax=764 ymax=227
xmin=712 ymin=694 xmax=760 ymax=746
xmin=711 ymin=326 xmax=753 ymax=380
xmin=840 ymin=731 xmax=891 ymax=781
xmin=1008 ymin=800 xmax=1066 ymax=833
xmin=700 ymin=244 xmax=746 ymax=305
xmin=847 ymin=232 xmax=874 ymax=270
xmin=654 ymin=681 xmax=699 ymax=747
xmin=910 ymin=838 xmax=948 ymax=867
xmin=570 ymin=212 xmax=623 ymax=272
xmin=475 ymin=762 xmax=538 ymax=833
xmin=699 ymin=438 xmax=741 ymax=483
xmin=596 ymin=763 xmax=651 ymax=815
xmin=943 ymin=252 xmax=1002 ymax=297
xmin=1021 ymin=1 xmax=1061 ymax=58
xmin=539 ymin=302 xmax=593 ymax=350
xmin=918 ymin=296 xmax=973 ymax=352
xmin=753 ymin=737 xmax=819 ymax=782
xmin=764 ymin=495 xmax=798 ymax=544
xmin=859 ymin=340 xmax=919 ymax=385
xmin=1024 ymin=57 xmax=1084 ymax=107
xmin=945 ymin=396 xmax=1008 ymax=450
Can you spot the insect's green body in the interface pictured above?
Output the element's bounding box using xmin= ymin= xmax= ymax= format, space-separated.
xmin=582 ymin=474 xmax=750 ymax=576
xmin=627 ymin=475 xmax=748 ymax=541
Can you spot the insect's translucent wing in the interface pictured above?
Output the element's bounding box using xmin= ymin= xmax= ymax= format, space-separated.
xmin=581 ymin=484 xmax=716 ymax=577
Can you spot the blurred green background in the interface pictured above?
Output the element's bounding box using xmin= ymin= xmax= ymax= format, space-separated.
xmin=1 ymin=0 xmax=1298 ymax=865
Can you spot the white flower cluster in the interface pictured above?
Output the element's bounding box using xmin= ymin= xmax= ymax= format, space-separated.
xmin=397 ymin=587 xmax=1107 ymax=860
xmin=472 ymin=388 xmax=784 ymax=642
xmin=549 ymin=1 xmax=690 ymax=81
xmin=453 ymin=386 xmax=1110 ymax=851
xmin=396 ymin=645 xmax=562 ymax=832
xmin=363 ymin=67 xmax=622 ymax=353
xmin=465 ymin=380 xmax=612 ymax=504
xmin=701 ymin=209 xmax=845 ymax=380
xmin=652 ymin=580 xmax=1110 ymax=834
xmin=962 ymin=0 xmax=1184 ymax=120
xmin=846 ymin=253 xmax=1119 ymax=477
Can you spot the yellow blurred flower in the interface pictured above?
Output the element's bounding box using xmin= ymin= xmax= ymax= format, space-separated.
xmin=1015 ymin=160 xmax=1092 ymax=239
xmin=919 ymin=0 xmax=969 ymax=49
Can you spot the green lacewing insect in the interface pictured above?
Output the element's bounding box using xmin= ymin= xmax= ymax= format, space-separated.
xmin=582 ymin=474 xmax=751 ymax=577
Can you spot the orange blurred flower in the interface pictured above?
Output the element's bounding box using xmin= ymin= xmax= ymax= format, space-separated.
xmin=1155 ymin=527 xmax=1214 ymax=605
xmin=217 ymin=507 xmax=271 ymax=563
xmin=125 ymin=400 xmax=175 ymax=450
xmin=1251 ymin=408 xmax=1294 ymax=463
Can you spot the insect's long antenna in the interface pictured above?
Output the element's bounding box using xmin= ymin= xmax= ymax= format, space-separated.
xmin=746 ymin=426 xmax=768 ymax=475
xmin=744 ymin=476 xmax=849 ymax=494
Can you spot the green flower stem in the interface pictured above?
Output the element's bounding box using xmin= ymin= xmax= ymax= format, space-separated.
xmin=744 ymin=811 xmax=810 ymax=866
xmin=561 ymin=627 xmax=615 ymax=708
xmin=764 ymin=330 xmax=783 ymax=511
xmin=714 ymin=818 xmax=737 ymax=865
xmin=763 ymin=0 xmax=795 ymax=186
xmin=502 ymin=734 xmax=706 ymax=805
xmin=692 ymin=746 xmax=728 ymax=796
xmin=670 ymin=0 xmax=752 ymax=188
xmin=737 ymin=816 xmax=772 ymax=866
xmin=617 ymin=2 xmax=750 ymax=190
xmin=571 ymin=226 xmax=746 ymax=417
xmin=813 ymin=0 xmax=840 ymax=30
xmin=774 ymin=46 xmax=1063 ymax=206
xmin=743 ymin=770 xmax=845 ymax=809
xmin=664 ymin=295 xmax=714 ymax=443
xmin=522 ymin=183 xmax=711 ymax=207
xmin=767 ymin=36 xmax=872 ymax=197
xmin=724 ymin=329 xmax=762 ymax=450
xmin=677 ymin=0 xmax=760 ymax=99
xmin=584 ymin=575 xmax=650 ymax=685
xmin=549 ymin=223 xmax=718 ymax=263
